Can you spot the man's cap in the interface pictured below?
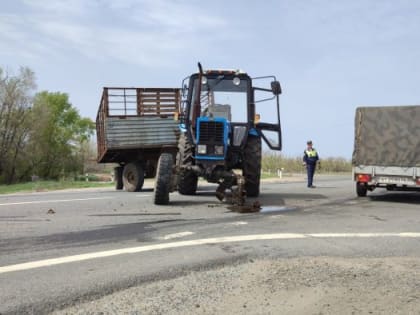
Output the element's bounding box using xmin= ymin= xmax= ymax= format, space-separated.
xmin=307 ymin=140 xmax=312 ymax=145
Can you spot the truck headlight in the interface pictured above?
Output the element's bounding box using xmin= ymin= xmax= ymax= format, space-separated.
xmin=197 ymin=144 xmax=207 ymax=154
xmin=214 ymin=145 xmax=224 ymax=155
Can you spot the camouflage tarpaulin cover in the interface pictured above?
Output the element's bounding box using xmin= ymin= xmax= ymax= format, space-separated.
xmin=352 ymin=106 xmax=420 ymax=167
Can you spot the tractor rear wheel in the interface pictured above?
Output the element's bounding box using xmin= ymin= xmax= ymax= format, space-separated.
xmin=177 ymin=133 xmax=198 ymax=195
xmin=154 ymin=153 xmax=174 ymax=205
xmin=123 ymin=162 xmax=144 ymax=192
xmin=243 ymin=136 xmax=262 ymax=197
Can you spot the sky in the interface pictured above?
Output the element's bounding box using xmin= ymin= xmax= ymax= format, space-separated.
xmin=1 ymin=0 xmax=420 ymax=158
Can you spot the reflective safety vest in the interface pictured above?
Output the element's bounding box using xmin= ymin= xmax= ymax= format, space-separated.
xmin=305 ymin=149 xmax=318 ymax=158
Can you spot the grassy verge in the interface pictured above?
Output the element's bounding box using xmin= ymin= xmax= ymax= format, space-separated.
xmin=0 ymin=180 xmax=114 ymax=195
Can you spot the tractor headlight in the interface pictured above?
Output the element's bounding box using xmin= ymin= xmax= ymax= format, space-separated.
xmin=214 ymin=145 xmax=224 ymax=155
xmin=197 ymin=144 xmax=207 ymax=154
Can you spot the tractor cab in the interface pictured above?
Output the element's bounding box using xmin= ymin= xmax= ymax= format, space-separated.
xmin=180 ymin=65 xmax=282 ymax=161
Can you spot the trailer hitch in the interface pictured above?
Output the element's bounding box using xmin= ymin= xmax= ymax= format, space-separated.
xmin=231 ymin=175 xmax=246 ymax=206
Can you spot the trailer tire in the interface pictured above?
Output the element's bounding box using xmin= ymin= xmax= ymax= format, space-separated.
xmin=123 ymin=162 xmax=144 ymax=192
xmin=356 ymin=182 xmax=368 ymax=197
xmin=243 ymin=135 xmax=262 ymax=197
xmin=177 ymin=133 xmax=198 ymax=195
xmin=114 ymin=166 xmax=123 ymax=190
xmin=154 ymin=153 xmax=173 ymax=205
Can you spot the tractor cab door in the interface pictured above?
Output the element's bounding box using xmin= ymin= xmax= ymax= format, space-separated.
xmin=252 ymin=78 xmax=282 ymax=150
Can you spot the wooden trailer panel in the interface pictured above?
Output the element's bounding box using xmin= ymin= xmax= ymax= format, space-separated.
xmin=96 ymin=87 xmax=181 ymax=163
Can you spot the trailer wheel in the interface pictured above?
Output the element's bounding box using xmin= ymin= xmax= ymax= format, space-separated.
xmin=123 ymin=162 xmax=144 ymax=192
xmin=177 ymin=133 xmax=198 ymax=195
xmin=154 ymin=153 xmax=173 ymax=205
xmin=243 ymin=135 xmax=262 ymax=197
xmin=114 ymin=166 xmax=123 ymax=190
xmin=356 ymin=182 xmax=368 ymax=197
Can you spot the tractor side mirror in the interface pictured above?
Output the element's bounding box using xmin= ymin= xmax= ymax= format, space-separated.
xmin=271 ymin=81 xmax=282 ymax=95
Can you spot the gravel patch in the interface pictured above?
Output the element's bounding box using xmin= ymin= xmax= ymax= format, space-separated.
xmin=51 ymin=256 xmax=420 ymax=315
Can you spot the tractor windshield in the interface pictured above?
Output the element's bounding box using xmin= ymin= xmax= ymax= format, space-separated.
xmin=190 ymin=75 xmax=249 ymax=123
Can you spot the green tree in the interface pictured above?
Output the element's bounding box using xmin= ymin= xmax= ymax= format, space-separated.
xmin=28 ymin=91 xmax=95 ymax=179
xmin=0 ymin=67 xmax=36 ymax=184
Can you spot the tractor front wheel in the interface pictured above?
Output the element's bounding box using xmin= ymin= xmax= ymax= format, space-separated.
xmin=243 ymin=136 xmax=262 ymax=197
xmin=154 ymin=153 xmax=174 ymax=205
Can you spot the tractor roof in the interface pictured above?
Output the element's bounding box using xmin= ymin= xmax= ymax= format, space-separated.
xmin=203 ymin=69 xmax=247 ymax=75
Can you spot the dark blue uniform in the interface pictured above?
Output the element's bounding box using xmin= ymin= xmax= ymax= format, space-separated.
xmin=303 ymin=148 xmax=319 ymax=188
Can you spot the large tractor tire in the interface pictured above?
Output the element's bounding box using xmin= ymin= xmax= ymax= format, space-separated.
xmin=154 ymin=153 xmax=174 ymax=205
xmin=114 ymin=166 xmax=123 ymax=190
xmin=243 ymin=136 xmax=262 ymax=197
xmin=122 ymin=162 xmax=144 ymax=192
xmin=177 ymin=133 xmax=198 ymax=195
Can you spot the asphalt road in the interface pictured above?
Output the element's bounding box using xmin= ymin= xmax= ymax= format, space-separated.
xmin=0 ymin=175 xmax=419 ymax=314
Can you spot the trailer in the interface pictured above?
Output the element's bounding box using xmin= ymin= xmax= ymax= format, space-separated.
xmin=96 ymin=87 xmax=180 ymax=191
xmin=352 ymin=105 xmax=420 ymax=196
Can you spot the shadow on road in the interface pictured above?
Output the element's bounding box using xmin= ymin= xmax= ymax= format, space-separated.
xmin=89 ymin=212 xmax=181 ymax=216
xmin=258 ymin=192 xmax=327 ymax=201
xmin=0 ymin=219 xmax=196 ymax=254
xmin=369 ymin=192 xmax=420 ymax=205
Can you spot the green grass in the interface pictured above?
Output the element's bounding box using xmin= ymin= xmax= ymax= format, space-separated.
xmin=0 ymin=180 xmax=114 ymax=195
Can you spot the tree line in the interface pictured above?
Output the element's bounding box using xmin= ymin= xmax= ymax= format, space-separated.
xmin=0 ymin=67 xmax=95 ymax=184
xmin=262 ymin=152 xmax=351 ymax=174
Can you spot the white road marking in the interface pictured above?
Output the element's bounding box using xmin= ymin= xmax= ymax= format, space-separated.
xmin=0 ymin=197 xmax=114 ymax=206
xmin=1 ymin=232 xmax=420 ymax=274
xmin=160 ymin=231 xmax=194 ymax=240
xmin=310 ymin=232 xmax=420 ymax=238
xmin=229 ymin=221 xmax=248 ymax=226
xmin=269 ymin=215 xmax=285 ymax=219
xmin=135 ymin=195 xmax=152 ymax=198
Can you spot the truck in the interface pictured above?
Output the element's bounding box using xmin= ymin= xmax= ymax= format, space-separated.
xmin=153 ymin=63 xmax=283 ymax=205
xmin=352 ymin=105 xmax=420 ymax=197
xmin=96 ymin=87 xmax=180 ymax=191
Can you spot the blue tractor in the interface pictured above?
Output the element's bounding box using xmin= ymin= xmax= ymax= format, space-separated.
xmin=153 ymin=63 xmax=282 ymax=205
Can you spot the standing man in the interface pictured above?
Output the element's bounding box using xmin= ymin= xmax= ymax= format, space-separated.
xmin=303 ymin=140 xmax=319 ymax=188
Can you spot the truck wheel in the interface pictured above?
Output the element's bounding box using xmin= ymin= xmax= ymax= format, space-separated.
xmin=243 ymin=136 xmax=262 ymax=197
xmin=114 ymin=166 xmax=123 ymax=190
xmin=123 ymin=162 xmax=144 ymax=192
xmin=177 ymin=133 xmax=198 ymax=195
xmin=154 ymin=153 xmax=173 ymax=205
xmin=356 ymin=182 xmax=368 ymax=197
